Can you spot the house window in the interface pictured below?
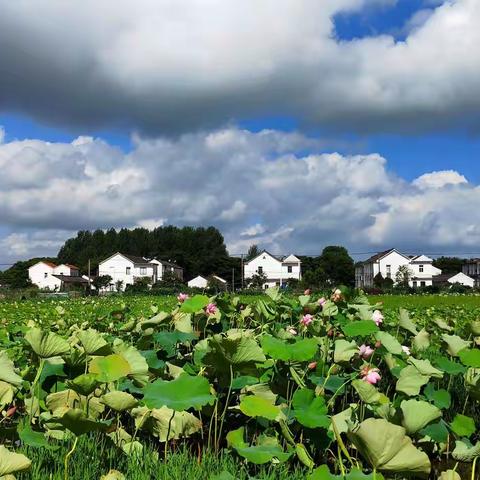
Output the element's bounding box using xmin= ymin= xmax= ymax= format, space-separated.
xmin=258 ymin=266 xmax=263 ymax=274
xmin=419 ymin=265 xmax=424 ymax=273
xmin=420 ymin=281 xmax=426 ymax=287
xmin=264 ymin=284 xmax=269 ymax=289
xmin=140 ymin=267 xmax=147 ymax=275
xmin=126 ymin=267 xmax=131 ymax=275
xmin=287 ymin=266 xmax=292 ymax=273
xmin=386 ymin=265 xmax=391 ymax=278
xmin=413 ymin=281 xmax=417 ymax=288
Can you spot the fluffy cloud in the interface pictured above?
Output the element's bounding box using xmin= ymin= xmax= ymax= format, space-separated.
xmin=0 ymin=126 xmax=479 ymax=263
xmin=0 ymin=0 xmax=478 ymax=133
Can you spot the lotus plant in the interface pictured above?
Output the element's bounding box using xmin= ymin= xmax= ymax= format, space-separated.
xmin=358 ymin=344 xmax=374 ymax=359
xmin=361 ymin=365 xmax=381 ymax=384
xmin=205 ymin=303 xmax=217 ymax=315
xmin=300 ymin=314 xmax=313 ymax=326
xmin=372 ymin=309 xmax=384 ymax=326
xmin=177 ymin=293 xmax=189 ymax=303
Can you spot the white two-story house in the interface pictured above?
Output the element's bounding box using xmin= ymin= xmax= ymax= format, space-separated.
xmin=28 ymin=261 xmax=88 ymax=290
xmin=244 ymin=250 xmax=301 ymax=289
xmin=98 ymin=252 xmax=183 ymax=291
xmin=355 ymin=248 xmax=441 ymax=289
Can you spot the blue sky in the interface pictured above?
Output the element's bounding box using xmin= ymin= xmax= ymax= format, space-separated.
xmin=1 ymin=0 xmax=480 ymax=261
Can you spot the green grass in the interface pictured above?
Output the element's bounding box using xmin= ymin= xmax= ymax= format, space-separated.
xmin=369 ymin=293 xmax=480 ymax=310
xmin=18 ymin=435 xmax=308 ymax=480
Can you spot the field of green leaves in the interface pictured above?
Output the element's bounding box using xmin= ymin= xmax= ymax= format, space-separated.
xmin=0 ymin=291 xmax=479 ymax=479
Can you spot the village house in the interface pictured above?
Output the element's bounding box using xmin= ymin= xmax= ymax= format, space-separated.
xmin=28 ymin=261 xmax=90 ymax=290
xmin=97 ymin=252 xmax=183 ymax=291
xmin=243 ymin=250 xmax=301 ymax=289
xmin=187 ymin=275 xmax=227 ymax=289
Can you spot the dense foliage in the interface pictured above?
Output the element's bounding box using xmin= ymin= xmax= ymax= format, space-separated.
xmin=0 ymin=291 xmax=478 ymax=479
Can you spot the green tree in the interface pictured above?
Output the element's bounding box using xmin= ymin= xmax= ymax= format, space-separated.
xmin=246 ymin=245 xmax=260 ymax=261
xmin=92 ymin=275 xmax=112 ymax=291
xmin=248 ymin=271 xmax=268 ymax=289
xmin=432 ymin=256 xmax=465 ymax=275
xmin=395 ymin=265 xmax=413 ymax=287
xmin=317 ymin=246 xmax=355 ymax=287
xmin=0 ymin=258 xmax=57 ymax=290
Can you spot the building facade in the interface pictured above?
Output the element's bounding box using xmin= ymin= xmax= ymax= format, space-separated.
xmin=28 ymin=261 xmax=85 ymax=290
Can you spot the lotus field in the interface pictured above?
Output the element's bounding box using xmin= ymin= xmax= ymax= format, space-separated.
xmin=0 ymin=290 xmax=479 ymax=479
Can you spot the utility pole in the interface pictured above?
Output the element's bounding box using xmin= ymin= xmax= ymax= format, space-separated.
xmin=240 ymin=254 xmax=244 ymax=289
xmin=87 ymin=259 xmax=91 ymax=293
xmin=232 ymin=267 xmax=235 ymax=292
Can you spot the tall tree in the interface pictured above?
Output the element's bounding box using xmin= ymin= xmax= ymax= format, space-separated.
xmin=317 ymin=246 xmax=355 ymax=287
xmin=246 ymin=244 xmax=260 ymax=261
xmin=432 ymin=256 xmax=465 ymax=275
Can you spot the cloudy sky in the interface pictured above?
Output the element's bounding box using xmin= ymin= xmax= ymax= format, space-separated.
xmin=1 ymin=0 xmax=480 ymax=263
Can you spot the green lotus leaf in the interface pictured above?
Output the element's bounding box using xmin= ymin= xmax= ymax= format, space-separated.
xmin=46 ymin=389 xmax=81 ymax=413
xmin=471 ymin=320 xmax=480 ymax=336
xmin=424 ymin=384 xmax=451 ymax=409
xmin=261 ymin=335 xmax=318 ymax=362
xmin=231 ymin=375 xmax=259 ymax=390
xmin=202 ymin=331 xmax=266 ymax=372
xmin=76 ymin=329 xmax=110 ymax=356
xmin=441 ymin=334 xmax=470 ymax=357
xmin=347 ymin=418 xmax=431 ymax=476
xmin=121 ymin=441 xmax=143 ymax=456
xmin=434 ymin=318 xmax=453 ymax=331
xmin=330 ymin=406 xmax=356 ymax=435
xmin=352 ymin=380 xmax=388 ymax=405
xmin=450 ymin=414 xmax=476 ymax=437
xmin=25 ymin=328 xmax=70 ymax=358
xmin=292 ymin=388 xmax=330 ymax=429
xmin=434 ymin=356 xmax=466 ymax=375
xmin=239 ymin=395 xmax=281 ymax=421
xmin=465 ymin=368 xmax=480 ymax=400
xmin=0 ymin=446 xmax=31 ymax=476
xmin=241 ymin=383 xmax=277 ymax=403
xmin=413 ymin=329 xmax=430 ymax=351
xmin=375 ymin=332 xmax=403 ymax=355
xmin=113 ymin=341 xmax=149 ymax=386
xmin=67 ymin=373 xmax=99 ymax=396
xmin=180 ymin=295 xmax=209 ymax=313
xmin=0 ymin=382 xmax=14 ymax=409
xmin=101 ymin=391 xmax=138 ymax=412
xmin=399 ymin=309 xmax=418 ymax=335
xmin=173 ymin=312 xmax=193 ymax=333
xmin=143 ymin=374 xmax=214 ymax=411
xmin=420 ymin=421 xmax=449 ymax=443
xmin=89 ymin=354 xmax=131 ymax=383
xmin=101 ymin=469 xmax=126 ymax=480
xmin=18 ymin=424 xmax=56 ymax=450
xmin=321 ymin=301 xmax=338 ymax=317
xmin=400 ymin=400 xmax=442 ymax=434
xmin=396 ymin=366 xmax=430 ymax=396
xmin=142 ymin=407 xmax=202 ymax=441
xmin=210 ymin=472 xmax=235 ymax=480
xmin=226 ymin=427 xmax=292 ymax=464
xmin=334 ymin=339 xmax=358 ymax=363
xmin=137 ymin=311 xmax=169 ymax=330
xmin=0 ymin=352 xmax=22 ymax=387
xmin=438 ymin=470 xmax=461 ymax=480
xmin=342 ymin=320 xmax=379 ymax=337
xmin=266 ymin=287 xmax=281 ymax=301
xmin=408 ymin=358 xmax=444 ymax=378
xmin=307 ymin=465 xmax=384 ymax=479
xmin=51 ymin=407 xmax=111 ymax=436
xmin=153 ymin=331 xmax=196 ymax=357
xmin=458 ymin=348 xmax=480 ymax=368
xmin=452 ymin=439 xmax=480 ymax=461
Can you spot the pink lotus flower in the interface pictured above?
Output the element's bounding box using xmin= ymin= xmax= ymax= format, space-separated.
xmin=402 ymin=345 xmax=411 ymax=356
xmin=177 ymin=293 xmax=189 ymax=303
xmin=318 ymin=297 xmax=327 ymax=308
xmin=308 ymin=361 xmax=317 ymax=370
xmin=358 ymin=344 xmax=374 ymax=359
xmin=205 ymin=303 xmax=217 ymax=315
xmin=372 ymin=310 xmax=384 ymax=326
xmin=287 ymin=327 xmax=298 ymax=335
xmin=361 ymin=366 xmax=381 ymax=385
xmin=300 ymin=314 xmax=313 ymax=326
xmin=332 ymin=289 xmax=343 ymax=302
xmin=304 ymin=289 xmax=311 ymax=295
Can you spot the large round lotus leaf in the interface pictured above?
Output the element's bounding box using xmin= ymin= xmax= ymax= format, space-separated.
xmin=148 ymin=407 xmax=202 ymax=442
xmin=239 ymin=395 xmax=281 ymax=421
xmin=153 ymin=331 xmax=196 ymax=357
xmin=77 ymin=329 xmax=110 ymax=356
xmin=400 ymin=400 xmax=442 ymax=434
xmin=180 ymin=295 xmax=209 ymax=313
xmin=67 ymin=373 xmax=100 ymax=396
xmin=52 ymin=407 xmax=111 ymax=436
xmin=100 ymin=469 xmax=126 ymax=480
xmin=101 ymin=391 xmax=138 ymax=412
xmin=0 ymin=446 xmax=31 ymax=476
xmin=112 ymin=342 xmax=149 ymax=386
xmin=25 ymin=328 xmax=70 ymax=358
xmin=342 ymin=320 xmax=379 ymax=337
xmin=413 ymin=329 xmax=430 ymax=351
xmin=347 ymin=418 xmax=431 ymax=476
xmin=0 ymin=352 xmax=22 ymax=387
xmin=458 ymin=348 xmax=480 ymax=368
xmin=375 ymin=332 xmax=403 ymax=355
xmin=173 ymin=312 xmax=193 ymax=333
xmin=352 ymin=380 xmax=388 ymax=405
xmin=0 ymin=381 xmax=14 ymax=409
xmin=121 ymin=441 xmax=143 ymax=456
xmin=438 ymin=471 xmax=461 ymax=480
xmin=465 ymin=368 xmax=480 ymax=400
xmin=261 ymin=336 xmax=318 ymax=362
xmin=292 ymin=389 xmax=330 ymax=429
xmin=142 ymin=374 xmax=214 ymax=411
xmin=398 ymin=309 xmax=419 ymax=336
xmin=395 ymin=366 xmax=430 ymax=396
xmin=202 ymin=331 xmax=266 ymax=372
xmin=334 ymin=340 xmax=358 ymax=363
xmin=452 ymin=439 xmax=480 ymax=461
xmin=441 ymin=334 xmax=470 ymax=357
xmin=408 ymin=358 xmax=443 ymax=378
xmin=471 ymin=320 xmax=480 ymax=336
xmin=89 ymin=354 xmax=131 ymax=383
xmin=46 ymin=389 xmax=81 ymax=413
xmin=434 ymin=356 xmax=466 ymax=375
xmin=226 ymin=427 xmax=292 ymax=465
xmin=450 ymin=414 xmax=476 ymax=437
xmin=307 ymin=465 xmax=385 ymax=479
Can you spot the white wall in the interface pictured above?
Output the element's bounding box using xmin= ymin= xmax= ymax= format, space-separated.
xmin=53 ymin=264 xmax=79 ymax=276
xmin=28 ymin=262 xmax=62 ymax=290
xmin=188 ymin=276 xmax=208 ymax=288
xmin=376 ymin=251 xmax=411 ymax=281
xmin=244 ymin=252 xmax=301 ymax=288
xmin=449 ymin=272 xmax=475 ymax=288
xmin=98 ymin=254 xmax=156 ymax=291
